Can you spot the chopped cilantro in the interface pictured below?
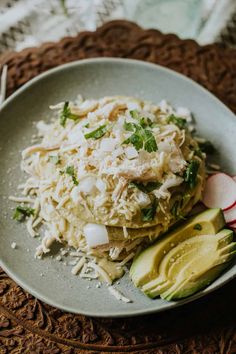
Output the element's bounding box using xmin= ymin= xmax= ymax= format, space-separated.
xmin=171 ymin=200 xmax=186 ymax=220
xmin=168 ymin=114 xmax=187 ymax=129
xmin=49 ymin=155 xmax=61 ymax=165
xmin=130 ymin=110 xmax=140 ymax=120
xmin=84 ymin=125 xmax=107 ymax=140
xmin=129 ymin=110 xmax=153 ymax=128
xmin=171 ymin=200 xmax=179 ymax=218
xmin=123 ymin=123 xmax=157 ymax=153
xmin=139 ymin=117 xmax=153 ymax=128
xmin=141 ymin=199 xmax=158 ymax=221
xmin=143 ymin=129 xmax=158 ymax=152
xmin=194 ymin=223 xmax=202 ymax=230
xmin=184 ymin=160 xmax=200 ymax=189
xmin=60 ymin=101 xmax=79 ymax=127
xmin=198 ymin=140 xmax=216 ymax=154
xmin=130 ymin=181 xmax=162 ymax=193
xmin=123 ymin=130 xmax=143 ymax=150
xmin=84 ymin=123 xmax=89 ymax=128
xmin=124 ymin=121 xmax=135 ymax=132
xmin=65 ymin=166 xmax=78 ymax=185
xmin=13 ymin=206 xmax=35 ymax=222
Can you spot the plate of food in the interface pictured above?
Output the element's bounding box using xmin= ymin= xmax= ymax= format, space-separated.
xmin=0 ymin=58 xmax=235 ymax=317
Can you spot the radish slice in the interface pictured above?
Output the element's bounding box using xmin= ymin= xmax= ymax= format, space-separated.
xmin=202 ymin=173 xmax=236 ymax=209
xmin=223 ymin=201 xmax=236 ymax=212
xmin=229 ymin=221 xmax=236 ymax=228
xmin=223 ymin=204 xmax=236 ymax=224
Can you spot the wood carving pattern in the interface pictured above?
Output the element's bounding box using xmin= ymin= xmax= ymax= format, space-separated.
xmin=0 ymin=20 xmax=236 ymax=353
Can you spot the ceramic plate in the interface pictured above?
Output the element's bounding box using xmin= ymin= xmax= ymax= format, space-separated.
xmin=0 ymin=58 xmax=235 ymax=317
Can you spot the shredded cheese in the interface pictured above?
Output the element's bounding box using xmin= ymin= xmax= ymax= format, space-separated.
xmin=9 ymin=95 xmax=205 ymax=296
xmin=108 ymin=286 xmax=132 ymax=303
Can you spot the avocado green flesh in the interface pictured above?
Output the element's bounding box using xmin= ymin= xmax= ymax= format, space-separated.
xmin=130 ymin=209 xmax=236 ymax=301
xmin=143 ymin=239 xmax=209 ymax=294
xmin=161 ymin=261 xmax=231 ymax=301
xmin=146 ymin=238 xmax=217 ymax=298
xmin=146 ymin=230 xmax=235 ymax=300
xmin=130 ymin=208 xmax=225 ymax=287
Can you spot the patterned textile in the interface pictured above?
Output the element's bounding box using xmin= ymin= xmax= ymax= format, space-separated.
xmin=0 ymin=0 xmax=235 ymax=54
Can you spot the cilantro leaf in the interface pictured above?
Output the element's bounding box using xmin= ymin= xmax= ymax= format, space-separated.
xmin=184 ymin=160 xmax=200 ymax=189
xmin=130 ymin=181 xmax=162 ymax=193
xmin=129 ymin=131 xmax=144 ymax=150
xmin=141 ymin=199 xmax=158 ymax=221
xmin=170 ymin=200 xmax=186 ymax=220
xmin=171 ymin=200 xmax=179 ymax=218
xmin=84 ymin=125 xmax=107 ymax=140
xmin=65 ymin=166 xmax=78 ymax=185
xmin=123 ymin=123 xmax=157 ymax=153
xmin=60 ymin=102 xmax=79 ymax=127
xmin=139 ymin=117 xmax=153 ymax=128
xmin=13 ymin=206 xmax=35 ymax=222
xmin=49 ymin=155 xmax=61 ymax=165
xmin=124 ymin=121 xmax=135 ymax=132
xmin=130 ymin=110 xmax=140 ymax=120
xmin=168 ymin=114 xmax=187 ymax=129
xmin=144 ymin=129 xmax=158 ymax=152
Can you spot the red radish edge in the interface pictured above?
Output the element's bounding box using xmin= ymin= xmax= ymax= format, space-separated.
xmin=223 ymin=204 xmax=236 ymax=224
xmin=202 ymin=172 xmax=236 ymax=210
xmin=223 ymin=201 xmax=236 ymax=211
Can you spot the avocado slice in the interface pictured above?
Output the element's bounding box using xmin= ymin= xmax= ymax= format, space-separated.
xmin=159 ymin=230 xmax=236 ymax=300
xmin=143 ymin=239 xmax=201 ymax=295
xmin=130 ymin=208 xmax=225 ymax=287
xmin=144 ymin=236 xmax=212 ymax=297
xmin=143 ymin=228 xmax=234 ymax=295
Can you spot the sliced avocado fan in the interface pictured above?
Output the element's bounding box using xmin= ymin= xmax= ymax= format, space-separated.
xmin=130 ymin=209 xmax=236 ymax=301
xmin=130 ymin=208 xmax=225 ymax=287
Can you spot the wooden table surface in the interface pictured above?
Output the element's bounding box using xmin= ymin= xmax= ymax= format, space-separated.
xmin=0 ymin=20 xmax=236 ymax=354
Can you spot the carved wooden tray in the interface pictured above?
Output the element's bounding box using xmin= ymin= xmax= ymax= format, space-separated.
xmin=0 ymin=20 xmax=236 ymax=353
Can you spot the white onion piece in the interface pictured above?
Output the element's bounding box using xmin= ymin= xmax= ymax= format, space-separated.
xmin=96 ymin=179 xmax=106 ymax=193
xmin=127 ymin=101 xmax=141 ymax=111
xmin=176 ymin=107 xmax=192 ymax=121
xmin=158 ymin=141 xmax=172 ymax=153
xmin=136 ymin=191 xmax=151 ymax=207
xmin=36 ymin=120 xmax=52 ymax=134
xmin=124 ymin=146 xmax=138 ymax=159
xmin=100 ymin=138 xmax=117 ymax=152
xmin=83 ymin=223 xmax=109 ymax=248
xmin=112 ymin=147 xmax=124 ymax=158
xmin=67 ymin=127 xmax=86 ymax=145
xmin=79 ymin=99 xmax=96 ymax=111
xmin=78 ymin=177 xmax=97 ymax=194
xmin=158 ymin=100 xmax=170 ymax=113
xmin=70 ymin=186 xmax=81 ymax=203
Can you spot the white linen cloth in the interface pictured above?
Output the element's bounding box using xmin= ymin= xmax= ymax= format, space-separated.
xmin=0 ymin=0 xmax=235 ymax=55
